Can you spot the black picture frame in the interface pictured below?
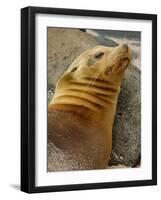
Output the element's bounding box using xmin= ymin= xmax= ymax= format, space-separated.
xmin=21 ymin=6 xmax=157 ymax=193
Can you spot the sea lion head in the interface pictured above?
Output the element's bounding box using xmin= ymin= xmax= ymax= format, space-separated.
xmin=50 ymin=44 xmax=131 ymax=112
xmin=66 ymin=44 xmax=131 ymax=82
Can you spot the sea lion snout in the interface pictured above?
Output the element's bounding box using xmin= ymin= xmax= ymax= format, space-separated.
xmin=117 ymin=43 xmax=131 ymax=60
xmin=120 ymin=44 xmax=129 ymax=52
xmin=102 ymin=44 xmax=131 ymax=76
xmin=116 ymin=43 xmax=131 ymax=59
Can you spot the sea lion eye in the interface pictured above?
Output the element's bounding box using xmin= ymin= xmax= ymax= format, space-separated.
xmin=71 ymin=67 xmax=77 ymax=72
xmin=94 ymin=52 xmax=104 ymax=59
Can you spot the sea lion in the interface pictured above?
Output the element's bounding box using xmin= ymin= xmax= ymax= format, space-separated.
xmin=48 ymin=44 xmax=131 ymax=171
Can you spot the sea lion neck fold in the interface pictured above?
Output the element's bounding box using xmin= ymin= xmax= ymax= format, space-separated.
xmin=50 ymin=75 xmax=120 ymax=113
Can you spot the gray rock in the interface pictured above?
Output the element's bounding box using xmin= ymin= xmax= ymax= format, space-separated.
xmin=90 ymin=29 xmax=141 ymax=41
xmin=109 ymin=65 xmax=141 ymax=167
xmin=47 ymin=28 xmax=141 ymax=170
xmin=95 ymin=36 xmax=118 ymax=47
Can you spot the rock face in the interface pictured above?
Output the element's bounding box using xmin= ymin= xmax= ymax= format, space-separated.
xmin=109 ymin=65 xmax=141 ymax=167
xmin=48 ymin=28 xmax=100 ymax=91
xmin=47 ymin=28 xmax=141 ymax=170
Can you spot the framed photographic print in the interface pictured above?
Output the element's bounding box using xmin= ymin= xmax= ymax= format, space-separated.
xmin=21 ymin=6 xmax=157 ymax=193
